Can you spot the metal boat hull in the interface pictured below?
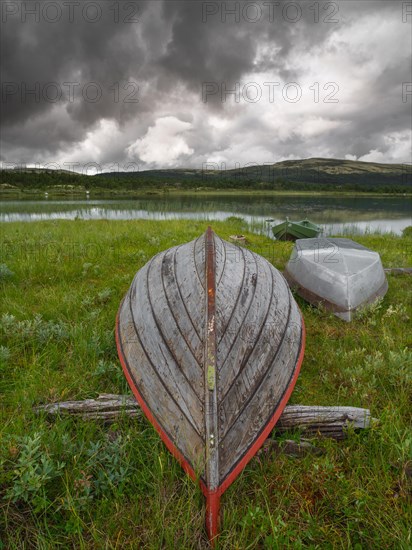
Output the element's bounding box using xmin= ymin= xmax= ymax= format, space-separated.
xmin=285 ymin=238 xmax=388 ymax=321
xmin=272 ymin=219 xmax=321 ymax=241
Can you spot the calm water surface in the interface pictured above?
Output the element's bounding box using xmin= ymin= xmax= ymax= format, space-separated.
xmin=1 ymin=195 xmax=411 ymax=235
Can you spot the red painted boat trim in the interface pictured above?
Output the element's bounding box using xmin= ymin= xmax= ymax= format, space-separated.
xmin=205 ymin=491 xmax=220 ymax=545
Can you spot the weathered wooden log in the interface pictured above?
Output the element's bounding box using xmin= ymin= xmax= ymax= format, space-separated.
xmin=384 ymin=267 xmax=412 ymax=275
xmin=35 ymin=395 xmax=373 ymax=441
xmin=274 ymin=404 xmax=373 ymax=440
xmin=35 ymin=394 xmax=140 ymax=419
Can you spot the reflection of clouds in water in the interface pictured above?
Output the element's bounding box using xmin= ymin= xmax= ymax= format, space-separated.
xmin=1 ymin=208 xmax=410 ymax=236
xmin=323 ymin=219 xmax=411 ymax=236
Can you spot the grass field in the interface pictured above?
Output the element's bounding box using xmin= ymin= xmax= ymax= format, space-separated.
xmin=1 ymin=219 xmax=411 ymax=548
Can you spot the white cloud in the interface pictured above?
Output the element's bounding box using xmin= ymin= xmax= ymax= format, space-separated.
xmin=52 ymin=119 xmax=125 ymax=172
xmin=358 ymin=131 xmax=412 ymax=164
xmin=297 ymin=117 xmax=341 ymax=138
xmin=358 ymin=149 xmax=385 ymax=163
xmin=127 ymin=116 xmax=194 ymax=167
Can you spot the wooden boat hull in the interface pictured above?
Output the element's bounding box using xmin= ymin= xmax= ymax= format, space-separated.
xmin=285 ymin=237 xmax=388 ymax=321
xmin=272 ymin=219 xmax=321 ymax=241
xmin=116 ymin=228 xmax=305 ymax=541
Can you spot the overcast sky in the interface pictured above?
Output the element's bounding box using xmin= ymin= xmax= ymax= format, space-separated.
xmin=1 ymin=0 xmax=411 ymax=172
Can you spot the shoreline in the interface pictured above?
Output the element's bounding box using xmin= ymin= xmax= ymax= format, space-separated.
xmin=1 ymin=188 xmax=412 ymax=200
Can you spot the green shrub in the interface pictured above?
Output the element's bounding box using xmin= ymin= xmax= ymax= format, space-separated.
xmin=402 ymin=225 xmax=412 ymax=238
xmin=5 ymin=433 xmax=65 ymax=511
xmin=0 ymin=263 xmax=14 ymax=281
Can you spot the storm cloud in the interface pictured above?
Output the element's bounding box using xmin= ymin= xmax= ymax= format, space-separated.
xmin=1 ymin=0 xmax=411 ymax=170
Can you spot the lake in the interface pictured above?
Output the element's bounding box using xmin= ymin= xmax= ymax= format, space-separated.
xmin=1 ymin=195 xmax=411 ymax=236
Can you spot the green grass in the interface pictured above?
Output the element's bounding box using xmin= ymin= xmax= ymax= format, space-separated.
xmin=1 ymin=219 xmax=411 ymax=549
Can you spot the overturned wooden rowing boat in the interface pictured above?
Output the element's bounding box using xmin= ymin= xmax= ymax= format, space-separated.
xmin=116 ymin=228 xmax=305 ymax=542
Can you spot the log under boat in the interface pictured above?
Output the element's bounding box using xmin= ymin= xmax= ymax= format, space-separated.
xmin=116 ymin=228 xmax=305 ymax=541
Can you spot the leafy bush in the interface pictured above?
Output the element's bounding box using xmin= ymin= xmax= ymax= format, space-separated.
xmin=0 ymin=345 xmax=11 ymax=366
xmin=4 ymin=429 xmax=132 ymax=516
xmin=0 ymin=313 xmax=69 ymax=345
xmin=85 ymin=435 xmax=130 ymax=498
xmin=0 ymin=263 xmax=14 ymax=281
xmin=225 ymin=216 xmax=245 ymax=224
xmin=402 ymin=225 xmax=412 ymax=238
xmin=340 ymin=348 xmax=412 ymax=398
xmin=5 ymin=433 xmax=65 ymax=511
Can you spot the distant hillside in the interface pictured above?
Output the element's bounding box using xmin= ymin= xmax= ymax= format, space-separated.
xmin=1 ymin=158 xmax=411 ymax=193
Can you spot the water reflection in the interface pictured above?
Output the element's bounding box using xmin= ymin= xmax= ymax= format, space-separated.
xmin=0 ymin=196 xmax=410 ymax=235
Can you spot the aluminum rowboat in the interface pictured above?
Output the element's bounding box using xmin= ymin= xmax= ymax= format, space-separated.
xmin=285 ymin=237 xmax=388 ymax=321
xmin=272 ymin=218 xmax=321 ymax=241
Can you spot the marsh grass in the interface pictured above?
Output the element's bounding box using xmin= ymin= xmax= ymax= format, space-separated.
xmin=0 ymin=219 xmax=411 ymax=548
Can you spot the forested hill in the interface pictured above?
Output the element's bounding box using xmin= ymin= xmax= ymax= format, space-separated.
xmin=1 ymin=158 xmax=411 ymax=193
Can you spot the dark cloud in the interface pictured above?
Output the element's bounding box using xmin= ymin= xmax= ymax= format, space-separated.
xmin=0 ymin=1 xmax=411 ymax=166
xmin=1 ymin=1 xmax=150 ymax=126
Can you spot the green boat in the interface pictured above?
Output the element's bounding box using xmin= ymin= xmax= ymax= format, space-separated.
xmin=272 ymin=217 xmax=321 ymax=241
